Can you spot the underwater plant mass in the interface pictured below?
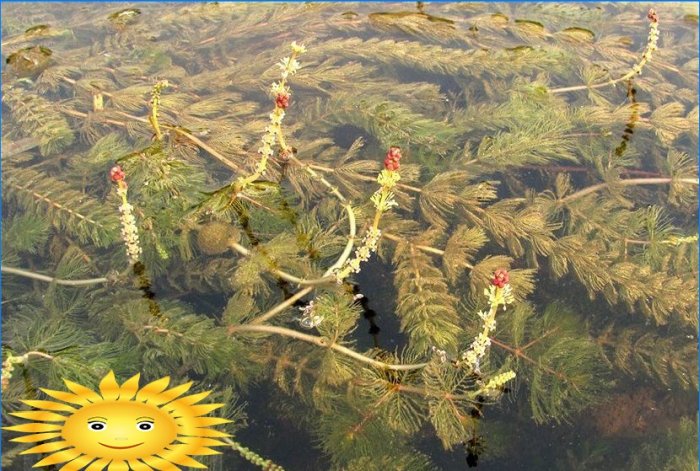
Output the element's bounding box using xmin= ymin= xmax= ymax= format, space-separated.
xmin=1 ymin=2 xmax=698 ymax=470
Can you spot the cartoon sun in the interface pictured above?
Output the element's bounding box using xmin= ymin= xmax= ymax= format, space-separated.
xmin=4 ymin=371 xmax=231 ymax=470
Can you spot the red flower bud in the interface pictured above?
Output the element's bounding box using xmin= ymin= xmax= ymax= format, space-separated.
xmin=386 ymin=146 xmax=402 ymax=162
xmin=110 ymin=165 xmax=125 ymax=182
xmin=275 ymin=92 xmax=290 ymax=109
xmin=491 ymin=269 xmax=510 ymax=288
xmin=384 ymin=159 xmax=399 ymax=172
xmin=647 ymin=8 xmax=658 ymax=23
xmin=384 ymin=146 xmax=402 ymax=171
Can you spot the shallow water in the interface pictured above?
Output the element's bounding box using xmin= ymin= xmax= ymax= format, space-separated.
xmin=1 ymin=3 xmax=698 ymax=470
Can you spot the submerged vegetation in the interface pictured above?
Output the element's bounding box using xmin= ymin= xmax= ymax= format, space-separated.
xmin=1 ymin=3 xmax=697 ymax=470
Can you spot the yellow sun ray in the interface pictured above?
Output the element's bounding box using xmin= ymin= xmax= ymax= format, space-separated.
xmin=180 ymin=427 xmax=229 ymax=438
xmin=161 ymin=391 xmax=211 ymax=410
xmin=22 ymin=440 xmax=71 ymax=455
xmin=34 ymin=448 xmax=82 ymax=466
xmin=135 ymin=376 xmax=171 ymax=403
xmin=63 ymin=380 xmax=102 ymax=403
xmin=39 ymin=388 xmax=93 ymax=406
xmin=10 ymin=432 xmax=62 ymax=443
xmin=117 ymin=374 xmax=140 ymax=400
xmin=84 ymin=457 xmax=110 ymax=470
xmin=175 ymin=413 xmax=230 ymax=434
xmin=166 ymin=443 xmax=220 ymax=456
xmin=175 ymin=436 xmax=227 ymax=447
xmin=182 ymin=403 xmax=225 ymax=417
xmin=157 ymin=449 xmax=207 ymax=468
xmin=188 ymin=417 xmax=231 ymax=427
xmin=141 ymin=455 xmax=181 ymax=471
xmin=10 ymin=410 xmax=68 ymax=422
xmin=22 ymin=400 xmax=76 ymax=412
xmin=127 ymin=459 xmax=155 ymax=471
xmin=7 ymin=371 xmax=230 ymax=469
xmin=107 ymin=460 xmax=129 ymax=471
xmin=58 ymin=454 xmax=95 ymax=471
xmin=146 ymin=382 xmax=193 ymax=405
xmin=98 ymin=371 xmax=121 ymax=401
xmin=4 ymin=423 xmax=62 ymax=433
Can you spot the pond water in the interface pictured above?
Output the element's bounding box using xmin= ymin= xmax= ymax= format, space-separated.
xmin=1 ymin=3 xmax=698 ymax=471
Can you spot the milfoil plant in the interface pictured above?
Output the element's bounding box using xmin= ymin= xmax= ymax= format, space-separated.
xmin=2 ymin=5 xmax=696 ymax=470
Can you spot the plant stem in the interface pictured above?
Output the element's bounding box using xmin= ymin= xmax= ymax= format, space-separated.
xmin=520 ymin=164 xmax=662 ymax=177
xmin=143 ymin=325 xmax=184 ymax=337
xmin=1 ymin=265 xmax=109 ymax=286
xmin=249 ymin=286 xmax=315 ymax=325
xmin=61 ymin=108 xmax=242 ymax=172
xmin=551 ymin=12 xmax=659 ymax=95
xmin=289 ymin=155 xmax=358 ymax=276
xmin=549 ymin=79 xmax=626 ymax=95
xmin=396 ymin=383 xmax=478 ymax=402
xmin=559 ymin=177 xmax=698 ymax=204
xmin=21 ymin=351 xmax=55 ymax=361
xmin=519 ymin=327 xmax=559 ymax=351
xmin=230 ymin=324 xmax=428 ymax=371
xmin=381 ymin=233 xmax=475 ymax=268
xmin=227 ymin=242 xmax=335 ymax=286
xmin=489 ymin=337 xmax=566 ymax=381
xmin=307 ymin=163 xmax=423 ymax=193
xmin=223 ymin=437 xmax=285 ymax=471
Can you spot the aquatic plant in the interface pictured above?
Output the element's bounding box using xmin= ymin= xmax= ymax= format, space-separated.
xmin=1 ymin=3 xmax=697 ymax=469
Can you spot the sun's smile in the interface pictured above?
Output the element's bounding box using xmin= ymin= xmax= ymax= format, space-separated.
xmin=99 ymin=442 xmax=143 ymax=449
xmin=4 ymin=371 xmax=231 ymax=470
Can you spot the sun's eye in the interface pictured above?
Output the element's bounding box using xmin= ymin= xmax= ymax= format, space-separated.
xmin=88 ymin=421 xmax=107 ymax=431
xmin=136 ymin=421 xmax=154 ymax=431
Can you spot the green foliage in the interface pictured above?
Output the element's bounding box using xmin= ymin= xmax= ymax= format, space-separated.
xmin=310 ymin=92 xmax=460 ymax=155
xmin=2 ymin=310 xmax=116 ymax=398
xmin=3 ymin=165 xmax=119 ymax=247
xmin=339 ymin=450 xmax=438 ymax=471
xmin=2 ymin=85 xmax=75 ymax=156
xmin=422 ymin=361 xmax=478 ymax=448
xmin=598 ymin=323 xmax=698 ymax=390
xmin=627 ymin=417 xmax=698 ymax=471
xmin=2 ymin=213 xmax=50 ymax=254
xmin=495 ymin=303 xmax=610 ymax=424
xmin=393 ymin=241 xmax=462 ymax=353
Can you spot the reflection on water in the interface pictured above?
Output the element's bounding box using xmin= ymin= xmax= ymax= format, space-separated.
xmin=1 ymin=3 xmax=698 ymax=470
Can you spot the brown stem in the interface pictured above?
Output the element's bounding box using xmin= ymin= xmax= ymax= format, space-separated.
xmin=489 ymin=337 xmax=566 ymax=381
xmin=519 ymin=327 xmax=559 ymax=351
xmin=61 ymin=108 xmax=242 ymax=172
xmin=307 ymin=163 xmax=423 ymax=193
xmin=349 ymin=390 xmax=393 ymax=436
xmin=381 ymin=233 xmax=475 ymax=269
xmin=559 ymin=177 xmax=698 ymax=205
xmin=143 ymin=325 xmax=184 ymax=337
xmin=396 ymin=383 xmax=477 ymax=402
xmin=382 ymin=233 xmax=445 ymax=256
xmin=521 ymin=165 xmax=663 ymax=178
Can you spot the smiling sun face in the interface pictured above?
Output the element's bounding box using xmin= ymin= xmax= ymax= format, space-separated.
xmin=4 ymin=371 xmax=230 ymax=470
xmin=62 ymin=400 xmax=178 ymax=461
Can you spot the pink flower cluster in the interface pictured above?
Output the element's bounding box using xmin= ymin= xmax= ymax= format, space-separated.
xmin=110 ymin=165 xmax=125 ymax=183
xmin=275 ymin=92 xmax=290 ymax=109
xmin=647 ymin=8 xmax=658 ymax=23
xmin=384 ymin=146 xmax=402 ymax=171
xmin=491 ymin=269 xmax=510 ymax=288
